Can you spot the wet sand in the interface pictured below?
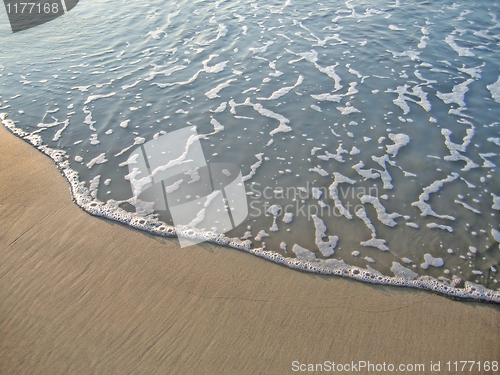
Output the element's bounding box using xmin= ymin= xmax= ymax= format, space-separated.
xmin=0 ymin=124 xmax=499 ymax=374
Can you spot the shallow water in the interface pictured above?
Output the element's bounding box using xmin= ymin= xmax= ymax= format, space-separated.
xmin=1 ymin=0 xmax=499 ymax=301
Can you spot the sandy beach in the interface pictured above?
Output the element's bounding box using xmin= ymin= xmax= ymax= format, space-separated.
xmin=0 ymin=124 xmax=498 ymax=374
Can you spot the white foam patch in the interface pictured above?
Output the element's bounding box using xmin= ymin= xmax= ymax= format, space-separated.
xmin=414 ymin=70 xmax=437 ymax=85
xmin=267 ymin=204 xmax=282 ymax=232
xmin=257 ymin=75 xmax=303 ymax=101
xmin=309 ymin=166 xmax=329 ymax=176
xmin=89 ymin=175 xmax=100 ymax=199
xmin=209 ymin=117 xmax=224 ymax=134
xmin=86 ymin=153 xmax=108 ymax=169
xmin=197 ymin=23 xmax=228 ymax=46
xmin=242 ymin=153 xmax=265 ymax=182
xmin=83 ymin=107 xmax=96 ymax=131
xmin=234 ymin=98 xmax=291 ymax=136
xmin=154 ymin=56 xmax=228 ymax=88
xmin=311 ymin=147 xmax=322 ymax=156
xmin=391 ymin=262 xmax=419 ymax=280
xmin=119 ymin=119 xmax=130 ymax=128
xmin=294 ymin=20 xmax=345 ymax=47
xmin=421 ymin=253 xmax=444 ymax=269
xmin=210 ymin=102 xmax=227 ymax=113
xmin=479 ymin=153 xmax=497 ymax=168
xmin=90 ymin=134 xmax=100 ymax=145
xmin=488 ymin=137 xmax=500 ymax=147
xmin=122 ymin=80 xmax=141 ymax=90
xmin=437 ymin=78 xmax=474 ymax=107
xmin=250 ymin=41 xmax=274 ymax=54
xmin=445 ymin=34 xmax=475 ymax=57
xmin=186 ymin=190 xmax=221 ymax=228
xmin=336 ymin=104 xmax=360 ymax=115
xmin=52 ymin=119 xmax=69 ymax=142
xmin=118 ymin=152 xmax=140 ymax=167
xmin=492 ymin=229 xmax=500 ymax=244
xmin=352 ymin=161 xmax=380 ymax=180
xmin=411 ymin=173 xmax=458 ymax=220
xmin=350 ymin=146 xmax=360 ymax=155
xmin=426 ymin=223 xmax=454 ymax=232
xmin=286 ymin=48 xmax=343 ymax=90
xmin=418 ymin=27 xmax=429 ymax=49
xmin=312 ymin=187 xmax=323 ymax=200
xmin=386 ymin=84 xmax=431 ymax=114
xmin=355 ymin=207 xmax=389 ymax=251
xmin=114 ymin=136 xmax=146 ymax=157
xmin=487 ymin=76 xmax=500 ymax=103
xmin=291 ymin=244 xmax=316 ymax=260
xmin=371 ymin=154 xmax=393 ymax=189
xmin=145 ymin=65 xmax=187 ymax=82
xmin=441 ymin=126 xmax=479 ymax=171
xmin=254 ymin=57 xmax=284 ymax=77
xmin=329 ymin=172 xmax=356 ymax=219
xmin=283 ymin=212 xmax=294 ymax=224
xmin=311 ymin=215 xmax=338 ymax=257
xmin=185 ymin=168 xmax=201 ymax=184
xmin=361 ymin=237 xmax=389 ymax=251
xmin=205 ymin=78 xmax=237 ymax=99
xmin=317 ymin=144 xmax=348 ymax=163
xmin=84 ymin=92 xmax=116 ymax=105
xmin=165 ymin=179 xmax=183 ymax=193
xmin=454 ymin=200 xmax=481 ymax=214
xmin=255 ymin=229 xmax=270 ymax=241
xmin=360 ymin=195 xmax=402 ymax=227
xmin=492 ymin=194 xmax=500 ymax=210
xmin=311 ymin=93 xmax=343 ymax=102
xmin=346 ymin=64 xmax=368 ymax=82
xmin=387 ymin=49 xmax=421 ymax=61
xmin=389 ymin=24 xmax=406 ymax=31
xmin=148 ymin=133 xmax=206 ymax=179
xmin=458 ymin=64 xmax=483 ymax=79
xmin=386 ymin=133 xmax=410 ymax=157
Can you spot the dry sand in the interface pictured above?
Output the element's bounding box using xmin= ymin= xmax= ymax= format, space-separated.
xmin=0 ymin=124 xmax=499 ymax=374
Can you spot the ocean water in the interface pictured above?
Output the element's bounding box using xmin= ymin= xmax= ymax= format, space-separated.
xmin=1 ymin=0 xmax=499 ymax=302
